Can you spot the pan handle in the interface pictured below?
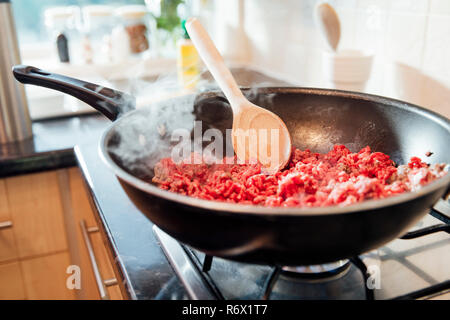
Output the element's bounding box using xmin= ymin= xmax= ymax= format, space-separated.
xmin=12 ymin=65 xmax=135 ymax=121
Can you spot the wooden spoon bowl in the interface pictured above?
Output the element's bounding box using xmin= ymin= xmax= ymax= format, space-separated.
xmin=186 ymin=18 xmax=292 ymax=173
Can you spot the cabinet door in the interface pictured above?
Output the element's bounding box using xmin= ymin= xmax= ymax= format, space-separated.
xmin=107 ymin=284 xmax=124 ymax=300
xmin=6 ymin=171 xmax=68 ymax=258
xmin=68 ymin=168 xmax=123 ymax=300
xmin=21 ymin=252 xmax=76 ymax=300
xmin=67 ymin=168 xmax=100 ymax=299
xmin=0 ymin=262 xmax=26 ymax=299
xmin=0 ymin=179 xmax=18 ymax=262
xmin=90 ymin=231 xmax=123 ymax=300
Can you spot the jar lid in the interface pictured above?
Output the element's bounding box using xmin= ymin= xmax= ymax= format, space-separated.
xmin=115 ymin=5 xmax=148 ymax=20
xmin=44 ymin=6 xmax=77 ymax=28
xmin=44 ymin=6 xmax=76 ymax=20
xmin=82 ymin=5 xmax=114 ymax=17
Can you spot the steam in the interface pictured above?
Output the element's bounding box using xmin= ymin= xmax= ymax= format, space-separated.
xmin=106 ymin=66 xmax=282 ymax=179
xmin=108 ymin=93 xmax=196 ymax=178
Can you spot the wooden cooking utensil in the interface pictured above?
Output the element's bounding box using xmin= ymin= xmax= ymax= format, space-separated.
xmin=186 ymin=18 xmax=292 ymax=173
xmin=315 ymin=2 xmax=341 ymax=52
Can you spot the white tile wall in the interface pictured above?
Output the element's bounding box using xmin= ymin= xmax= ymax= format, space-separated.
xmin=429 ymin=0 xmax=450 ymax=15
xmin=385 ymin=14 xmax=428 ymax=69
xmin=389 ymin=0 xmax=430 ymax=13
xmin=211 ymin=0 xmax=450 ymax=118
xmin=422 ymin=15 xmax=450 ymax=83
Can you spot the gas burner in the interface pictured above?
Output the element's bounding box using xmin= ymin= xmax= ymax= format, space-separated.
xmin=261 ymin=263 xmax=366 ymax=300
xmin=261 ymin=258 xmax=369 ymax=300
xmin=281 ymin=260 xmax=350 ymax=281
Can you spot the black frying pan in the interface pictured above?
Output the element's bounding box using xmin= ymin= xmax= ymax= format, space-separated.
xmin=13 ymin=65 xmax=450 ymax=266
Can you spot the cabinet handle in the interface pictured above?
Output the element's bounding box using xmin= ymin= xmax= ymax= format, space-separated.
xmin=80 ymin=219 xmax=110 ymax=300
xmin=104 ymin=278 xmax=118 ymax=287
xmin=0 ymin=221 xmax=13 ymax=229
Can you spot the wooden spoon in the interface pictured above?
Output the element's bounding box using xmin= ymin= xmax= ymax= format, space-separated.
xmin=315 ymin=2 xmax=341 ymax=52
xmin=186 ymin=18 xmax=292 ymax=173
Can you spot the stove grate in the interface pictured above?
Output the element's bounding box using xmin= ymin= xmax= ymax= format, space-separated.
xmin=195 ymin=210 xmax=450 ymax=300
xmin=155 ymin=207 xmax=450 ymax=300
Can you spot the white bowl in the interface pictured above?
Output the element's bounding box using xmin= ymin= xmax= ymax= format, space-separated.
xmin=322 ymin=49 xmax=374 ymax=85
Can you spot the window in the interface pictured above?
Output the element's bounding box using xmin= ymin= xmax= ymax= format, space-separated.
xmin=11 ymin=0 xmax=189 ymax=120
xmin=12 ymin=0 xmax=146 ymax=45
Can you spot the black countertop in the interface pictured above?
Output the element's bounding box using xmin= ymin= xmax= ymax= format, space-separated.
xmin=0 ymin=114 xmax=109 ymax=177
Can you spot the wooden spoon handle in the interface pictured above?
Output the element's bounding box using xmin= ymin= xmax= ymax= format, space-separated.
xmin=186 ymin=18 xmax=246 ymax=111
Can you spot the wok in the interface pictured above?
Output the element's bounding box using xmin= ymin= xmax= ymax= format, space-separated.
xmin=13 ymin=65 xmax=450 ymax=266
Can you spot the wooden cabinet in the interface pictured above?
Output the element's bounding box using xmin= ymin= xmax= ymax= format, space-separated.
xmin=0 ymin=168 xmax=124 ymax=300
xmin=0 ymin=262 xmax=26 ymax=299
xmin=21 ymin=252 xmax=75 ymax=300
xmin=66 ymin=167 xmax=124 ymax=300
xmin=6 ymin=171 xmax=68 ymax=258
xmin=0 ymin=180 xmax=18 ymax=263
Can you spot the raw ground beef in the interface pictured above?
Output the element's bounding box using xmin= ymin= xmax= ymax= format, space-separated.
xmin=152 ymin=145 xmax=448 ymax=208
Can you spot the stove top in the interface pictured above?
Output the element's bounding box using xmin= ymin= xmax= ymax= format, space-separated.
xmin=154 ymin=204 xmax=450 ymax=300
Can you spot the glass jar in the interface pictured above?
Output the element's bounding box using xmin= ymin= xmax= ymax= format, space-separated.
xmin=115 ymin=5 xmax=151 ymax=57
xmin=81 ymin=5 xmax=114 ymax=64
xmin=44 ymin=6 xmax=78 ymax=63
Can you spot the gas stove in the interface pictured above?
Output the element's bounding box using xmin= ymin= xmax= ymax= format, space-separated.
xmin=154 ymin=200 xmax=450 ymax=300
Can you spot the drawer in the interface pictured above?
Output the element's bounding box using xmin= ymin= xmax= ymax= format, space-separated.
xmin=0 ymin=227 xmax=18 ymax=263
xmin=21 ymin=252 xmax=76 ymax=300
xmin=107 ymin=284 xmax=124 ymax=300
xmin=0 ymin=179 xmax=18 ymax=262
xmin=5 ymin=171 xmax=68 ymax=258
xmin=0 ymin=261 xmax=26 ymax=299
xmin=68 ymin=168 xmax=124 ymax=300
xmin=79 ymin=219 xmax=124 ymax=300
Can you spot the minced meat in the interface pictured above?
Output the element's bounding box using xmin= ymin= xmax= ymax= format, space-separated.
xmin=152 ymin=145 xmax=447 ymax=207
